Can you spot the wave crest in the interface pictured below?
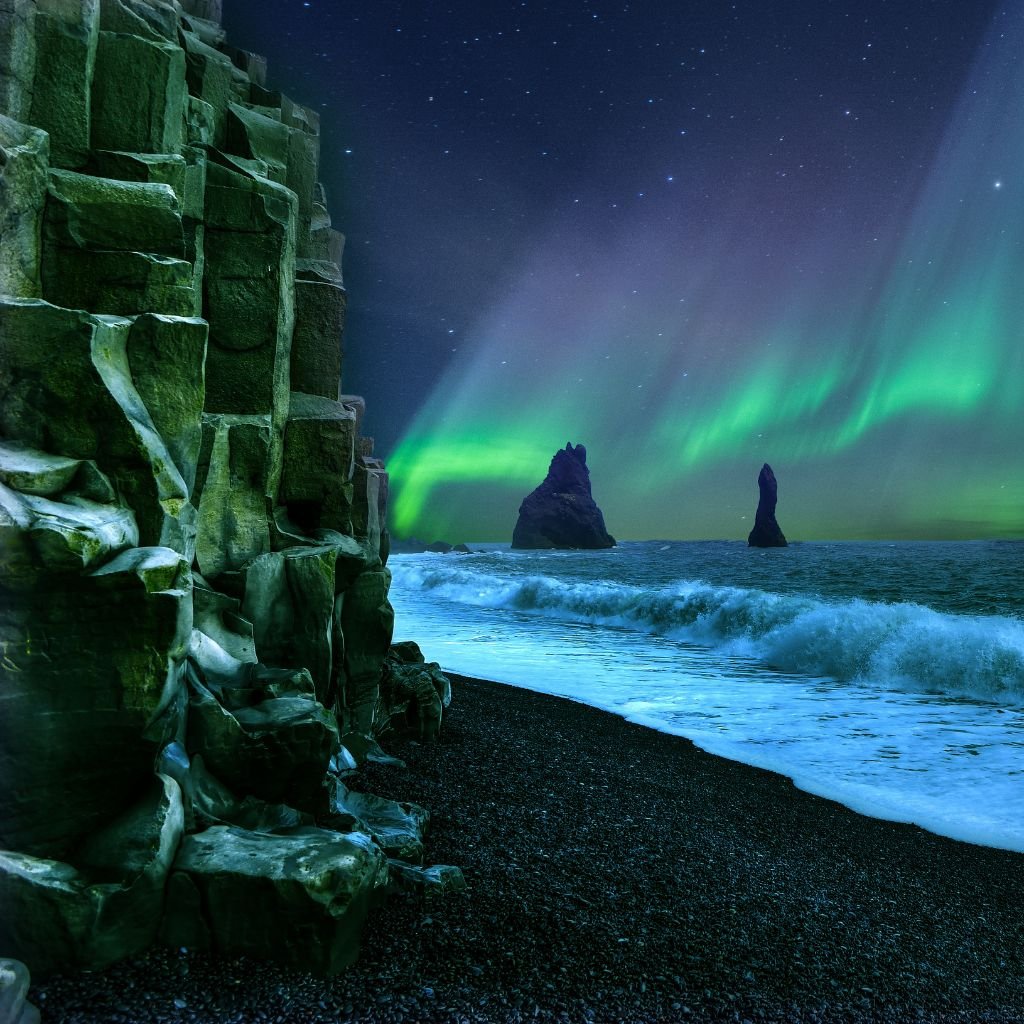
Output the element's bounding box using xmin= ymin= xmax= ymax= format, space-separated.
xmin=391 ymin=562 xmax=1024 ymax=703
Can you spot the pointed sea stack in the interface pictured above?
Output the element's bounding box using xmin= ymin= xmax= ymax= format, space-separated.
xmin=512 ymin=443 xmax=615 ymax=549
xmin=747 ymin=463 xmax=788 ymax=547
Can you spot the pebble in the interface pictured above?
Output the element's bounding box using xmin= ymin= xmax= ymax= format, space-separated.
xmin=29 ymin=675 xmax=1024 ymax=1024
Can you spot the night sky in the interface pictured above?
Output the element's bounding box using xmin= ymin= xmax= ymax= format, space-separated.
xmin=223 ymin=1 xmax=1023 ymax=542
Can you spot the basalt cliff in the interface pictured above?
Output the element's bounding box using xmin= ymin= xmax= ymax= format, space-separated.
xmin=0 ymin=0 xmax=457 ymax=987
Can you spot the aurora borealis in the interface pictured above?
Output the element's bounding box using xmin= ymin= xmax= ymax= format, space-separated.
xmin=225 ymin=1 xmax=1023 ymax=542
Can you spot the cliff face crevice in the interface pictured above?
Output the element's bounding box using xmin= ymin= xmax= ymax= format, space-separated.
xmin=0 ymin=0 xmax=457 ymax=980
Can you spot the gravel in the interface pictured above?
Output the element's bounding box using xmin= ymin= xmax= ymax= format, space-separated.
xmin=34 ymin=674 xmax=1024 ymax=1023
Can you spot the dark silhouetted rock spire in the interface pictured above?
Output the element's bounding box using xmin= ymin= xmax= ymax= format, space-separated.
xmin=747 ymin=463 xmax=788 ymax=547
xmin=512 ymin=442 xmax=615 ymax=549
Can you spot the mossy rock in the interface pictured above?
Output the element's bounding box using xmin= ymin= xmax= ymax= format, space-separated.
xmin=0 ymin=114 xmax=49 ymax=298
xmin=0 ymin=548 xmax=190 ymax=858
xmin=162 ymin=825 xmax=387 ymax=975
xmin=0 ymin=774 xmax=184 ymax=977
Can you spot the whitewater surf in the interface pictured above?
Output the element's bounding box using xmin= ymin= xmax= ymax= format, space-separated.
xmin=389 ymin=540 xmax=1024 ymax=852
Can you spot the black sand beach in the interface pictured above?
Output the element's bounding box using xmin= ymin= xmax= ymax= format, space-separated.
xmin=35 ymin=675 xmax=1024 ymax=1024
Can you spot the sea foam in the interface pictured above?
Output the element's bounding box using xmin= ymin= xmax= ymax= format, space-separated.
xmin=392 ymin=561 xmax=1024 ymax=705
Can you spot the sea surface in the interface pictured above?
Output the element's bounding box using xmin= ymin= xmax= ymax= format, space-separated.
xmin=388 ymin=540 xmax=1024 ymax=852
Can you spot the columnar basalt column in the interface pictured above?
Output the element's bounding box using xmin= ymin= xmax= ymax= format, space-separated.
xmin=0 ymin=0 xmax=457 ymax=981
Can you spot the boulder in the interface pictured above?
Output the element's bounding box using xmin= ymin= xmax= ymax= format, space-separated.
xmin=41 ymin=167 xmax=196 ymax=316
xmin=224 ymin=101 xmax=289 ymax=184
xmin=161 ymin=825 xmax=388 ymax=975
xmin=747 ymin=462 xmax=788 ymax=548
xmin=387 ymin=862 xmax=467 ymax=897
xmin=47 ymin=249 xmax=197 ymax=317
xmin=0 ymin=547 xmax=191 ymax=857
xmin=124 ymin=313 xmax=208 ymax=494
xmin=181 ymin=11 xmax=227 ymax=49
xmin=188 ymin=625 xmax=314 ymax=710
xmin=327 ymin=781 xmax=428 ymax=863
xmin=286 ymin=122 xmax=320 ymax=249
xmin=186 ymin=94 xmax=217 ymax=145
xmin=0 ymin=774 xmax=184 ymax=976
xmin=182 ymin=145 xmax=209 ymax=217
xmin=512 ymin=442 xmax=616 ymax=549
xmin=179 ymin=0 xmax=223 ymax=22
xmin=221 ymin=44 xmax=267 ymax=87
xmin=186 ymin=675 xmax=338 ymax=810
xmin=240 ymin=545 xmax=339 ymax=706
xmin=178 ymin=749 xmax=315 ymax=835
xmin=380 ymin=641 xmax=451 ymax=742
xmin=279 ymin=95 xmax=320 ymax=136
xmin=44 ymin=167 xmax=185 ymax=255
xmin=191 ymin=575 xmax=257 ymax=664
xmin=0 ymin=478 xmax=138 ymax=583
xmin=0 ymin=299 xmax=196 ymax=554
xmin=337 ymin=731 xmax=405 ymax=769
xmin=351 ymin=455 xmax=388 ymax=561
xmin=0 ymin=958 xmax=39 ymax=1024
xmin=180 ymin=30 xmax=237 ymax=145
xmin=303 ymin=199 xmax=344 ymax=264
xmin=88 ymin=149 xmax=187 ymax=199
xmin=0 ymin=440 xmax=111 ymax=499
xmin=84 ymin=147 xmax=204 ymax=317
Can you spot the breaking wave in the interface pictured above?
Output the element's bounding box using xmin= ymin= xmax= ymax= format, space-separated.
xmin=390 ymin=561 xmax=1024 ymax=704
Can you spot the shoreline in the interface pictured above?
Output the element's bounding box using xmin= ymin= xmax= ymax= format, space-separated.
xmin=35 ymin=673 xmax=1024 ymax=1023
xmin=446 ymin=670 xmax=1024 ymax=856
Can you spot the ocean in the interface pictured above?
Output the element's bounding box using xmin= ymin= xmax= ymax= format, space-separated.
xmin=388 ymin=540 xmax=1024 ymax=853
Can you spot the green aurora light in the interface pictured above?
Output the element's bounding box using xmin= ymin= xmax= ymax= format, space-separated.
xmin=387 ymin=14 xmax=1024 ymax=542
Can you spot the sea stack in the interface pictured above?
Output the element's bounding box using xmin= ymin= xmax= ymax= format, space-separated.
xmin=512 ymin=443 xmax=615 ymax=549
xmin=747 ymin=463 xmax=788 ymax=547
